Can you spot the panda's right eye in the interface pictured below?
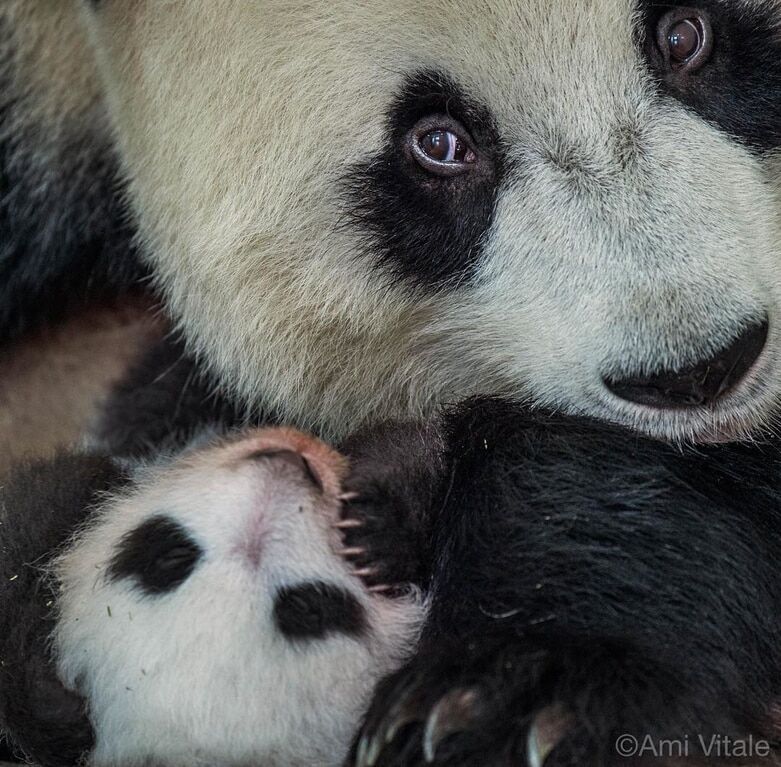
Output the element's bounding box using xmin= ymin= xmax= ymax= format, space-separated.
xmin=109 ymin=515 xmax=202 ymax=596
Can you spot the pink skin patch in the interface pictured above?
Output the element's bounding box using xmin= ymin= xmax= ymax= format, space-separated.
xmin=220 ymin=427 xmax=351 ymax=568
xmin=237 ymin=504 xmax=270 ymax=569
xmin=234 ymin=427 xmax=349 ymax=501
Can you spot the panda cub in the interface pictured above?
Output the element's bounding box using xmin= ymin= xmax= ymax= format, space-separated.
xmin=0 ymin=428 xmax=424 ymax=767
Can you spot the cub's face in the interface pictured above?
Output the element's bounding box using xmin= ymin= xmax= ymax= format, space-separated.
xmin=54 ymin=428 xmax=423 ymax=767
xmin=80 ymin=1 xmax=781 ymax=441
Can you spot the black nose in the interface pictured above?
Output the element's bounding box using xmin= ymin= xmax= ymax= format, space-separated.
xmin=605 ymin=320 xmax=769 ymax=409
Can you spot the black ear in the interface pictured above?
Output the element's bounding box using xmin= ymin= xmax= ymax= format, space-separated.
xmin=0 ymin=452 xmax=127 ymax=765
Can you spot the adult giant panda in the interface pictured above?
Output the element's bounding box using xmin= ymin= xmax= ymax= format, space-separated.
xmin=2 ymin=2 xmax=781 ymax=764
xmin=2 ymin=0 xmax=781 ymax=452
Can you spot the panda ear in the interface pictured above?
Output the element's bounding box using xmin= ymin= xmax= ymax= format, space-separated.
xmin=0 ymin=646 xmax=94 ymax=766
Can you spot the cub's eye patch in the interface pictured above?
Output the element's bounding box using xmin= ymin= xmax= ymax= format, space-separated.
xmin=274 ymin=582 xmax=365 ymax=640
xmin=109 ymin=515 xmax=202 ymax=596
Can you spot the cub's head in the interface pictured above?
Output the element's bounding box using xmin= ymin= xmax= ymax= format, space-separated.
xmin=53 ymin=428 xmax=423 ymax=767
xmin=79 ymin=0 xmax=781 ymax=441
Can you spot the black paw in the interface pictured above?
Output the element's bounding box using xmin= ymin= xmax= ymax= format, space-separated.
xmin=349 ymin=643 xmax=594 ymax=767
xmin=336 ymin=421 xmax=442 ymax=592
xmin=334 ymin=488 xmax=425 ymax=593
xmin=353 ymin=664 xmax=488 ymax=767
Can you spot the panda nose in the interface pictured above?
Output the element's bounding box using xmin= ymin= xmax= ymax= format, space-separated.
xmin=248 ymin=449 xmax=323 ymax=489
xmin=241 ymin=427 xmax=348 ymax=497
xmin=604 ymin=320 xmax=769 ymax=409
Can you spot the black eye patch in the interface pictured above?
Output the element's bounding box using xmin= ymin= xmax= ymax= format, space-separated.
xmin=638 ymin=0 xmax=781 ymax=151
xmin=108 ymin=515 xmax=202 ymax=596
xmin=274 ymin=582 xmax=366 ymax=640
xmin=344 ymin=70 xmax=505 ymax=289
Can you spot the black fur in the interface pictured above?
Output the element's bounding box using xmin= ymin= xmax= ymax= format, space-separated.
xmin=341 ymin=420 xmax=446 ymax=590
xmin=0 ymin=18 xmax=146 ymax=343
xmin=345 ymin=70 xmax=505 ymax=288
xmin=274 ymin=582 xmax=366 ymax=640
xmin=640 ymin=0 xmax=781 ymax=151
xmin=347 ymin=399 xmax=781 ymax=766
xmin=95 ymin=336 xmax=255 ymax=458
xmin=0 ymin=453 xmax=128 ymax=766
xmin=109 ymin=515 xmax=203 ymax=597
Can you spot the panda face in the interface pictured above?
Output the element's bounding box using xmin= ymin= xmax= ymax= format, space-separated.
xmin=53 ymin=428 xmax=424 ymax=767
xmin=80 ymin=1 xmax=781 ymax=442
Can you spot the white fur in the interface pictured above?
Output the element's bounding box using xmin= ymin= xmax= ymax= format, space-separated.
xmin=68 ymin=0 xmax=781 ymax=443
xmin=53 ymin=431 xmax=425 ymax=767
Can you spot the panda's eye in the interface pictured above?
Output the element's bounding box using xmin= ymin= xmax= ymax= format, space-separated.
xmin=657 ymin=8 xmax=713 ymax=72
xmin=409 ymin=117 xmax=478 ymax=176
xmin=109 ymin=515 xmax=202 ymax=596
xmin=419 ymin=131 xmax=472 ymax=164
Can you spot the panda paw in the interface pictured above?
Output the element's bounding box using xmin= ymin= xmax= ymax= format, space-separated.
xmin=333 ymin=419 xmax=442 ymax=593
xmin=353 ymin=672 xmax=486 ymax=767
xmin=335 ymin=486 xmax=427 ymax=594
xmin=350 ymin=647 xmax=579 ymax=767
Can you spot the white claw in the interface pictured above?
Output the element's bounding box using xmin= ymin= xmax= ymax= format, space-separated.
xmin=339 ymin=492 xmax=360 ymax=502
xmin=355 ymin=736 xmax=370 ymax=767
xmin=353 ymin=567 xmax=378 ymax=578
xmin=527 ymin=727 xmax=544 ymax=767
xmin=339 ymin=546 xmax=366 ymax=557
xmin=369 ymin=584 xmax=393 ymax=594
xmin=422 ymin=688 xmax=479 ymax=763
xmin=356 ymin=734 xmax=382 ymax=767
xmin=527 ymin=705 xmax=572 ymax=767
xmin=334 ymin=518 xmax=363 ymax=529
xmin=384 ymin=715 xmax=411 ymax=746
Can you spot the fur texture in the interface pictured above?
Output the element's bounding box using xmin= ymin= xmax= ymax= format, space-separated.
xmin=0 ymin=1 xmax=145 ymax=343
xmin=0 ymin=429 xmax=425 ymax=767
xmin=344 ymin=399 xmax=781 ymax=766
xmin=92 ymin=335 xmax=256 ymax=459
xmin=72 ymin=0 xmax=781 ymax=442
xmin=0 ymin=453 xmax=126 ymax=765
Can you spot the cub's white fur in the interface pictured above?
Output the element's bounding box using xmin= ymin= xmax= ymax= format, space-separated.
xmin=53 ymin=429 xmax=424 ymax=767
